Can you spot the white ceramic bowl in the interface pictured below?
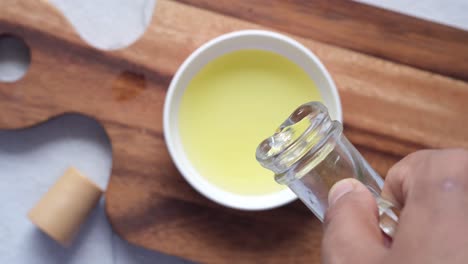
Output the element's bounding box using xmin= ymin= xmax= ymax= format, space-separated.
xmin=164 ymin=30 xmax=342 ymax=210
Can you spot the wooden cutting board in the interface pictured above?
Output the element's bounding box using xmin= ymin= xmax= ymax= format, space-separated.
xmin=1 ymin=0 xmax=468 ymax=262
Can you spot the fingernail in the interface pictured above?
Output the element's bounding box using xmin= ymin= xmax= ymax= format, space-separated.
xmin=328 ymin=179 xmax=356 ymax=206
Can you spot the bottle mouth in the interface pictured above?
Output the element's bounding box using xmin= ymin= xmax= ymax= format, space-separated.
xmin=256 ymin=102 xmax=336 ymax=174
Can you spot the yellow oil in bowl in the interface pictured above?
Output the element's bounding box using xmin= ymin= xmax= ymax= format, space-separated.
xmin=179 ymin=50 xmax=322 ymax=195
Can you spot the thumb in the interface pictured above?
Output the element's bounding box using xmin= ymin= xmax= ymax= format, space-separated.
xmin=322 ymin=179 xmax=386 ymax=264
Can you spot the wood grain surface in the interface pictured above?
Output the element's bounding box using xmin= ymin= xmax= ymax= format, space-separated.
xmin=176 ymin=0 xmax=468 ymax=82
xmin=1 ymin=0 xmax=468 ymax=263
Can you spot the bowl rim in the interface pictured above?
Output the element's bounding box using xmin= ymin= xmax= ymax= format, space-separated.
xmin=163 ymin=29 xmax=342 ymax=210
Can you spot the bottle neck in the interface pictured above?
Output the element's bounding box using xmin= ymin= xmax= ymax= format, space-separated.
xmin=256 ymin=102 xmax=342 ymax=181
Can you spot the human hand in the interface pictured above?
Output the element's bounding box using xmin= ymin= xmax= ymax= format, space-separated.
xmin=321 ymin=149 xmax=468 ymax=264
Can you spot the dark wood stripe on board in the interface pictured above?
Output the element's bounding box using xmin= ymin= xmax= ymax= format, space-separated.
xmin=175 ymin=0 xmax=468 ymax=81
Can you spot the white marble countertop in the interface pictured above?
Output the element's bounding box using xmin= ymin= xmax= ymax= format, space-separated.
xmin=0 ymin=1 xmax=466 ymax=263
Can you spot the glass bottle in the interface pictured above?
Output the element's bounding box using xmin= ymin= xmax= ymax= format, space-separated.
xmin=256 ymin=102 xmax=398 ymax=237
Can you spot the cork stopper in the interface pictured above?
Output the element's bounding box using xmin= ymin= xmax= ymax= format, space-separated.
xmin=28 ymin=167 xmax=103 ymax=247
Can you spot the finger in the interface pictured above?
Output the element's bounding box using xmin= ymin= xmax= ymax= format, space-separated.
xmin=382 ymin=149 xmax=468 ymax=244
xmin=400 ymin=149 xmax=468 ymax=258
xmin=381 ymin=149 xmax=435 ymax=209
xmin=322 ymin=179 xmax=386 ymax=264
xmin=383 ymin=149 xmax=468 ymax=210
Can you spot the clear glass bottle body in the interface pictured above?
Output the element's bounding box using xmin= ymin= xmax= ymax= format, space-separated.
xmin=256 ymin=102 xmax=397 ymax=236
